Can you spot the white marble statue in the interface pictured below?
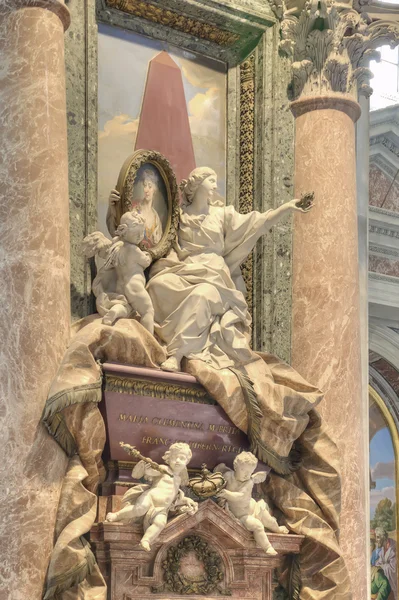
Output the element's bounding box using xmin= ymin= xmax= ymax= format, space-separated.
xmin=105 ymin=442 xmax=198 ymax=551
xmin=215 ymin=452 xmax=289 ymax=555
xmin=147 ymin=166 xmax=313 ymax=372
xmin=82 ymin=211 xmax=154 ymax=333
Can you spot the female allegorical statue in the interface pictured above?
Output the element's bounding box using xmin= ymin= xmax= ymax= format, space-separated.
xmin=147 ymin=167 xmax=310 ymax=372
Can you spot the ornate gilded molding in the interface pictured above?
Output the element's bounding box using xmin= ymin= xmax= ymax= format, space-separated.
xmin=105 ymin=0 xmax=239 ymax=47
xmin=239 ymin=54 xmax=255 ymax=315
xmin=277 ymin=0 xmax=399 ymax=100
xmin=104 ymin=374 xmax=216 ymax=405
xmin=153 ymin=535 xmax=227 ymax=595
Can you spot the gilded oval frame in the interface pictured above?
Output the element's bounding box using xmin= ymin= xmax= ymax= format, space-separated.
xmin=115 ymin=149 xmax=180 ymax=260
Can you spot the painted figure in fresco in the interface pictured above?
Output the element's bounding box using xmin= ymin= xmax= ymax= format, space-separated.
xmin=147 ymin=166 xmax=313 ymax=372
xmin=215 ymin=452 xmax=289 ymax=555
xmin=107 ymin=168 xmax=163 ymax=248
xmin=105 ymin=442 xmax=198 ymax=551
xmin=375 ymin=527 xmax=397 ymax=598
xmin=82 ymin=212 xmax=154 ymax=332
xmin=372 ymin=536 xmax=382 ymax=566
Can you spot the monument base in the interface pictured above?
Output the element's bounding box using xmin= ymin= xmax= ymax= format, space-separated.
xmin=90 ymin=499 xmax=304 ymax=600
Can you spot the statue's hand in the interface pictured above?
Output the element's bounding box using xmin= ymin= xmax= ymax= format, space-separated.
xmin=108 ymin=188 xmax=120 ymax=213
xmin=292 ymin=192 xmax=314 ymax=213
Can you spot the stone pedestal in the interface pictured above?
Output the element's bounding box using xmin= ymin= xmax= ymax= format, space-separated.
xmin=0 ymin=2 xmax=71 ymax=598
xmin=291 ymin=94 xmax=367 ymax=598
xmin=90 ymin=499 xmax=304 ymax=599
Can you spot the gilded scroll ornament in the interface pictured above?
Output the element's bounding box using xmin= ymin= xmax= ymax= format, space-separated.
xmin=239 ymin=54 xmax=255 ymax=314
xmin=105 ymin=0 xmax=239 ymax=47
xmin=104 ymin=374 xmax=216 ymax=404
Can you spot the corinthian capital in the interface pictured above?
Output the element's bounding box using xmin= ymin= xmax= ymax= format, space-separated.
xmin=274 ymin=0 xmax=399 ymax=100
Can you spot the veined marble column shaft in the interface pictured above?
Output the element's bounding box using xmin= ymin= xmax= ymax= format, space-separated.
xmin=291 ymin=95 xmax=367 ymax=599
xmin=0 ymin=3 xmax=71 ymax=599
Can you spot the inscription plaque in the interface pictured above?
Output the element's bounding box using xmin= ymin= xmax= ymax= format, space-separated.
xmin=102 ymin=362 xmax=251 ymax=469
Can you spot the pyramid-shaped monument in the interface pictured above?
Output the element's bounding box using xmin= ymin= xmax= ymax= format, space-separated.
xmin=135 ymin=51 xmax=196 ymax=184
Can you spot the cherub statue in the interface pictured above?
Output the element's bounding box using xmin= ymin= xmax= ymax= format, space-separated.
xmin=82 ymin=211 xmax=154 ymax=333
xmin=215 ymin=451 xmax=289 ymax=555
xmin=105 ymin=442 xmax=198 ymax=551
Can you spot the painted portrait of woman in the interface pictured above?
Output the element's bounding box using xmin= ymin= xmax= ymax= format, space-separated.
xmin=106 ymin=162 xmax=168 ymax=249
xmin=130 ymin=166 xmax=164 ymax=248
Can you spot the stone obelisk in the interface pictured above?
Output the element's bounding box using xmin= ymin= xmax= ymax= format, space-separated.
xmin=135 ymin=51 xmax=196 ymax=184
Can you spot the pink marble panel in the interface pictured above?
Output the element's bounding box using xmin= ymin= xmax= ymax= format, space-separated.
xmin=369 ymin=164 xmax=399 ymax=213
xmin=369 ymin=255 xmax=399 ymax=277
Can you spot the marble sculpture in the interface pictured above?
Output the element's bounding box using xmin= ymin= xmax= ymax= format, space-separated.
xmin=105 ymin=442 xmax=198 ymax=550
xmin=82 ymin=211 xmax=154 ymax=333
xmin=215 ymin=451 xmax=289 ymax=555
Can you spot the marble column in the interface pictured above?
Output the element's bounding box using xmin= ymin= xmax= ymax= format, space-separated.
xmin=0 ymin=2 xmax=71 ymax=599
xmin=291 ymin=94 xmax=367 ymax=599
xmin=277 ymin=3 xmax=399 ymax=596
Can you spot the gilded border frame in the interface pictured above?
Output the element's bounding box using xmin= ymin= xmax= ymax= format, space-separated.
xmin=115 ymin=149 xmax=180 ymax=261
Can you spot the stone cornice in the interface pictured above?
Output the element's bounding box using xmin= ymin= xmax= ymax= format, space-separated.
xmin=369 ymin=243 xmax=399 ymax=257
xmin=369 ymin=223 xmax=399 ymax=239
xmin=370 ymin=154 xmax=399 ymax=179
xmin=1 ymin=0 xmax=70 ymax=29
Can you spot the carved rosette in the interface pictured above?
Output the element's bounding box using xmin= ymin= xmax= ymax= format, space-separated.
xmin=239 ymin=55 xmax=255 ymax=315
xmin=276 ymin=0 xmax=399 ymax=100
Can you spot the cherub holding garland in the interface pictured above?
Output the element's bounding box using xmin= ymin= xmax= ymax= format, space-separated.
xmin=105 ymin=442 xmax=198 ymax=551
xmin=215 ymin=451 xmax=289 ymax=555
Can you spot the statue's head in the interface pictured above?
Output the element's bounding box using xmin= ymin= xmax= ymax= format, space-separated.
xmin=180 ymin=167 xmax=218 ymax=208
xmin=116 ymin=211 xmax=145 ymax=244
xmin=233 ymin=451 xmax=258 ymax=481
xmin=163 ymin=442 xmax=192 ymax=484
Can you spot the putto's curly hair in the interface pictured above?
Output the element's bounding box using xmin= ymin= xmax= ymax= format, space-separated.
xmin=115 ymin=210 xmax=145 ymax=239
xmin=162 ymin=442 xmax=192 ymax=463
xmin=233 ymin=451 xmax=258 ymax=469
xmin=162 ymin=442 xmax=192 ymax=485
xmin=180 ymin=167 xmax=217 ymax=208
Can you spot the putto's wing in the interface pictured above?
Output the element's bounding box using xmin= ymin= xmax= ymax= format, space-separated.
xmin=142 ymin=463 xmax=164 ymax=482
xmin=252 ymin=471 xmax=268 ymax=484
xmin=103 ymin=240 xmax=123 ymax=270
xmin=82 ymin=231 xmax=112 ymax=258
xmin=214 ymin=463 xmax=232 ymax=474
xmin=131 ymin=460 xmax=147 ymax=480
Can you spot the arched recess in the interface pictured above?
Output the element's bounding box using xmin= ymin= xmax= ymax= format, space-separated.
xmin=369 ymin=385 xmax=399 ymax=598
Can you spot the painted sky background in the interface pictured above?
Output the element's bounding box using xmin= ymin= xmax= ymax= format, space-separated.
xmin=370 ymin=408 xmax=396 ymax=519
xmin=98 ymin=23 xmax=226 ymax=236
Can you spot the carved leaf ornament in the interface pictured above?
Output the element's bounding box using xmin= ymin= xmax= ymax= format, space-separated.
xmin=276 ymin=0 xmax=399 ymax=99
xmin=160 ymin=535 xmax=228 ymax=595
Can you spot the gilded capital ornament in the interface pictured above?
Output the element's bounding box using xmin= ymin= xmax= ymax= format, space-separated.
xmin=272 ymin=0 xmax=399 ymax=100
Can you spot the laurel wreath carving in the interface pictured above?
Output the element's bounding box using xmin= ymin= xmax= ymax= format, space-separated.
xmin=155 ymin=535 xmax=230 ymax=596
